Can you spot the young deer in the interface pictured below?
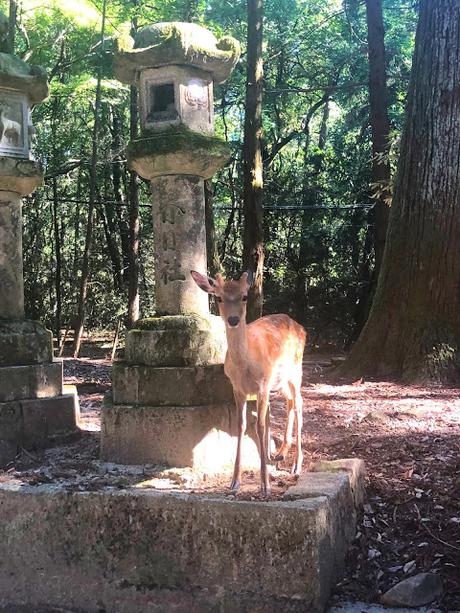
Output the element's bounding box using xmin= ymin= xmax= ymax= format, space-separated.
xmin=191 ymin=270 xmax=307 ymax=494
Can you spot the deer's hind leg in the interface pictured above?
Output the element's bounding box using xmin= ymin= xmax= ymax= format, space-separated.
xmin=273 ymin=395 xmax=296 ymax=463
xmin=292 ymin=384 xmax=304 ymax=475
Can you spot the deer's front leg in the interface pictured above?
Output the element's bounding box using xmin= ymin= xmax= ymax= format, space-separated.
xmin=230 ymin=391 xmax=247 ymax=491
xmin=257 ymin=390 xmax=271 ymax=495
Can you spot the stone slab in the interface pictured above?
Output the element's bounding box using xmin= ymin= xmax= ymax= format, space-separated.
xmin=126 ymin=316 xmax=226 ymax=366
xmin=0 ymin=360 xmax=63 ymax=402
xmin=101 ymin=395 xmax=260 ymax=472
xmin=0 ymin=320 xmax=53 ymax=365
xmin=310 ymin=458 xmax=366 ymax=507
xmin=0 ymin=388 xmax=79 ymax=457
xmin=0 ymin=459 xmax=363 ymax=612
xmin=112 ymin=362 xmax=234 ymax=406
xmin=329 ymin=603 xmax=440 ymax=613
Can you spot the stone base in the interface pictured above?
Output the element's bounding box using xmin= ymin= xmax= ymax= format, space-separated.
xmin=0 ymin=319 xmax=53 ymax=366
xmin=0 ymin=360 xmax=63 ymax=402
xmin=112 ymin=361 xmax=234 ymax=405
xmin=0 ymin=387 xmax=79 ymax=462
xmin=125 ymin=314 xmax=226 ymax=366
xmin=101 ymin=395 xmax=260 ymax=472
xmin=0 ymin=459 xmax=365 ymax=612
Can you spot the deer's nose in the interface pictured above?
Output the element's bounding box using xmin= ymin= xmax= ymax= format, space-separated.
xmin=227 ymin=316 xmax=240 ymax=327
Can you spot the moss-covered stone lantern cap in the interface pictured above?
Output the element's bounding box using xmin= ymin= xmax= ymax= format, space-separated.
xmin=0 ymin=54 xmax=48 ymax=104
xmin=114 ymin=22 xmax=240 ymax=85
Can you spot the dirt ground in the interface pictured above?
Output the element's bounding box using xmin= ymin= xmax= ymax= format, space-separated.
xmin=1 ymin=354 xmax=459 ymax=610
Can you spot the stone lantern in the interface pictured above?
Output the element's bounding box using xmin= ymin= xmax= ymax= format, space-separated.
xmin=103 ymin=22 xmax=259 ymax=474
xmin=0 ymin=12 xmax=78 ymax=465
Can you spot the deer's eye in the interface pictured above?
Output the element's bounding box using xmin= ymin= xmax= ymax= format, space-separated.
xmin=242 ymin=295 xmax=248 ymax=302
xmin=216 ymin=296 xmax=223 ymax=303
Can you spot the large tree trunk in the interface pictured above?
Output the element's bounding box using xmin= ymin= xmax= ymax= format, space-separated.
xmin=72 ymin=0 xmax=106 ymax=357
xmin=365 ymin=0 xmax=392 ymax=278
xmin=341 ymin=0 xmax=460 ymax=385
xmin=242 ymin=0 xmax=264 ymax=322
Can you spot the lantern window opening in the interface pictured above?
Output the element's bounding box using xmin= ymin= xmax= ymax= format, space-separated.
xmin=147 ymin=82 xmax=178 ymax=123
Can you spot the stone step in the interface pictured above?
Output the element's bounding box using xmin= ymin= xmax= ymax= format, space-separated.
xmin=0 ymin=361 xmax=63 ymax=402
xmin=112 ymin=361 xmax=234 ymax=406
xmin=0 ymin=387 xmax=79 ymax=456
xmin=101 ymin=394 xmax=260 ymax=472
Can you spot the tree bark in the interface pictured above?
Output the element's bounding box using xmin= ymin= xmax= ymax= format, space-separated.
xmin=126 ymin=86 xmax=140 ymax=328
xmin=72 ymin=0 xmax=107 ymax=357
xmin=204 ymin=180 xmax=221 ymax=278
xmin=341 ymin=0 xmax=460 ymax=385
xmin=242 ymin=0 xmax=264 ymax=322
xmin=6 ymin=0 xmax=16 ymax=54
xmin=365 ymin=0 xmax=392 ymax=277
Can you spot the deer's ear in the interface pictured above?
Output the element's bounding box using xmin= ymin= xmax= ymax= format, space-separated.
xmin=240 ymin=270 xmax=254 ymax=289
xmin=191 ymin=270 xmax=218 ymax=294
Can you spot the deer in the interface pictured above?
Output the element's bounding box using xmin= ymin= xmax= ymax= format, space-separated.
xmin=191 ymin=270 xmax=307 ymax=494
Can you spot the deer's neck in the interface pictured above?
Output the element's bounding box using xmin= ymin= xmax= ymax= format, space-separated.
xmin=225 ymin=321 xmax=249 ymax=367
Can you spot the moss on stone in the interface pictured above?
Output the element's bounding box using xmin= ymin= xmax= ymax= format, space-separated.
xmin=134 ymin=314 xmax=210 ymax=332
xmin=127 ymin=126 xmax=230 ymax=179
xmin=114 ymin=21 xmax=240 ymax=85
xmin=0 ymin=53 xmax=48 ymax=104
xmin=128 ymin=126 xmax=229 ymax=160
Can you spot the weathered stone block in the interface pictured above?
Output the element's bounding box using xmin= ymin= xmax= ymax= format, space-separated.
xmin=112 ymin=362 xmax=234 ymax=406
xmin=0 ymin=460 xmax=363 ymax=612
xmin=0 ymin=320 xmax=53 ymax=365
xmin=101 ymin=395 xmax=259 ymax=472
xmin=0 ymin=388 xmax=79 ymax=453
xmin=0 ymin=360 xmax=62 ymax=402
xmin=126 ymin=314 xmax=226 ymax=366
xmin=310 ymin=458 xmax=366 ymax=507
xmin=128 ymin=128 xmax=230 ymax=179
xmin=0 ymin=158 xmax=43 ymax=195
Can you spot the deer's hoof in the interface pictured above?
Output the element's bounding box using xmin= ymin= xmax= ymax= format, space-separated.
xmin=230 ymin=479 xmax=240 ymax=491
xmin=273 ymin=452 xmax=285 ymax=462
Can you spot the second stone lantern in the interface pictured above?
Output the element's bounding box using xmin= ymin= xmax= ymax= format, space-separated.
xmin=102 ymin=22 xmax=259 ymax=473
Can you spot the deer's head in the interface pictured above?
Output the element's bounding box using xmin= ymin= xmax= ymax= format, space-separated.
xmin=191 ymin=270 xmax=253 ymax=328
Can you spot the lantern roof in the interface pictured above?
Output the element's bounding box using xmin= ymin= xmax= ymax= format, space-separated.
xmin=0 ymin=11 xmax=48 ymax=104
xmin=114 ymin=22 xmax=240 ymax=86
xmin=0 ymin=54 xmax=48 ymax=104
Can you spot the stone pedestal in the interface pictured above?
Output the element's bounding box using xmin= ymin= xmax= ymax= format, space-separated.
xmin=101 ymin=22 xmax=255 ymax=474
xmin=0 ymin=34 xmax=78 ymax=465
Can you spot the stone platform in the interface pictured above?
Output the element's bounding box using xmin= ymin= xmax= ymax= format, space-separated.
xmin=0 ymin=321 xmax=79 ymax=464
xmin=0 ymin=459 xmax=365 ymax=613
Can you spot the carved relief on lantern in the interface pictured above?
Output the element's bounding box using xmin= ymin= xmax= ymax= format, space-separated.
xmin=0 ymin=89 xmax=30 ymax=158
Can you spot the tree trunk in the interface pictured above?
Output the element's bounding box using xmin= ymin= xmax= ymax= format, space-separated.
xmin=341 ymin=0 xmax=460 ymax=385
xmin=7 ymin=0 xmax=16 ymax=54
xmin=242 ymin=0 xmax=264 ymax=322
xmin=52 ymin=177 xmax=62 ymax=350
xmin=365 ymin=0 xmax=391 ymax=277
xmin=72 ymin=0 xmax=107 ymax=357
xmin=204 ymin=180 xmax=221 ymax=278
xmin=110 ymin=104 xmax=130 ymax=278
xmin=126 ymin=84 xmax=140 ymax=329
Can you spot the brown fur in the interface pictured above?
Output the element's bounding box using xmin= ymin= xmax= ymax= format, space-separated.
xmin=191 ymin=270 xmax=307 ymax=494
